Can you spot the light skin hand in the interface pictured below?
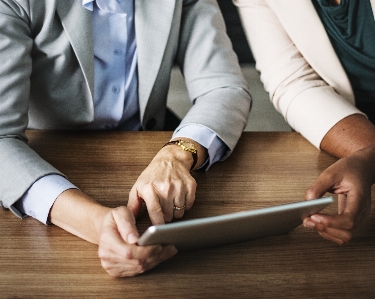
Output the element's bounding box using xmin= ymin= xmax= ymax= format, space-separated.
xmin=304 ymin=143 xmax=375 ymax=244
xmin=50 ymin=189 xmax=177 ymax=277
xmin=98 ymin=206 xmax=177 ymax=277
xmin=127 ymin=138 xmax=207 ymax=225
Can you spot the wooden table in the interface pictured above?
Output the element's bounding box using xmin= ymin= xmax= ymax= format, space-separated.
xmin=1 ymin=131 xmax=374 ymax=298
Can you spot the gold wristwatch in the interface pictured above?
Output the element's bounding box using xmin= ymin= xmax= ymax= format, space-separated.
xmin=163 ymin=139 xmax=198 ymax=171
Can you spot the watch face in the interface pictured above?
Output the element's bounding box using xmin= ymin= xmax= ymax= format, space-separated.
xmin=179 ymin=140 xmax=197 ymax=153
xmin=180 ymin=140 xmax=192 ymax=148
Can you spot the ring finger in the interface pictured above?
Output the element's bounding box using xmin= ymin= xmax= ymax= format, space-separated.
xmin=173 ymin=195 xmax=186 ymax=219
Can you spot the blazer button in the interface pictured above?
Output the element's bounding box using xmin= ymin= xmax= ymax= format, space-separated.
xmin=145 ymin=118 xmax=157 ymax=130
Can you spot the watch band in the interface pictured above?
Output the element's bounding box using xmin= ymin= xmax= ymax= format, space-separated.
xmin=163 ymin=140 xmax=198 ymax=171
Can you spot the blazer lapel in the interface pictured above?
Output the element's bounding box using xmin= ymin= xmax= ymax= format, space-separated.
xmin=371 ymin=0 xmax=375 ymax=19
xmin=56 ymin=0 xmax=95 ymax=101
xmin=266 ymin=0 xmax=355 ymax=102
xmin=135 ymin=0 xmax=176 ymax=116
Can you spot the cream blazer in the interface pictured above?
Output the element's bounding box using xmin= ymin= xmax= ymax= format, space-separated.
xmin=234 ymin=0 xmax=374 ymax=148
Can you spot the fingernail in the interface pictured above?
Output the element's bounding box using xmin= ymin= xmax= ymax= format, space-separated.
xmin=304 ymin=220 xmax=315 ymax=228
xmin=169 ymin=245 xmax=178 ymax=255
xmin=127 ymin=233 xmax=139 ymax=244
xmin=311 ymin=215 xmax=322 ymax=223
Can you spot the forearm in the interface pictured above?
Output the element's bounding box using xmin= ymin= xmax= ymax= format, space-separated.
xmin=320 ymin=114 xmax=375 ymax=158
xmin=49 ymin=189 xmax=111 ymax=244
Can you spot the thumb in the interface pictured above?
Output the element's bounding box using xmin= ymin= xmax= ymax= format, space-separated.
xmin=305 ymin=170 xmax=338 ymax=200
xmin=112 ymin=207 xmax=140 ymax=244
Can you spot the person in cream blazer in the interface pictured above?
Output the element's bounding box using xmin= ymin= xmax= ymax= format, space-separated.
xmin=0 ymin=0 xmax=251 ymax=276
xmin=234 ymin=0 xmax=375 ymax=245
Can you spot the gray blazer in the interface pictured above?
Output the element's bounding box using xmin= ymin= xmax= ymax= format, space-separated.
xmin=0 ymin=0 xmax=251 ymax=213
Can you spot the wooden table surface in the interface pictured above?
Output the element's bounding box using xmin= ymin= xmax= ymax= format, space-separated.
xmin=1 ymin=131 xmax=374 ymax=298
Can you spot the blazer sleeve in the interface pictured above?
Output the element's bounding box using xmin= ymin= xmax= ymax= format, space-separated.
xmin=234 ymin=0 xmax=363 ymax=148
xmin=175 ymin=0 xmax=252 ymax=159
xmin=0 ymin=1 xmax=64 ymax=211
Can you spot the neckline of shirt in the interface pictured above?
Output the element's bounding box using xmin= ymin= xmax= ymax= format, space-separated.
xmin=82 ymin=0 xmax=130 ymax=15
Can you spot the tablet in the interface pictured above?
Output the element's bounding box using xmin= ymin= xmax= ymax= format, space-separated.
xmin=137 ymin=197 xmax=333 ymax=251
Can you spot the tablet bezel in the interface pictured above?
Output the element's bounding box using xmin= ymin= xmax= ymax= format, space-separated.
xmin=137 ymin=197 xmax=333 ymax=251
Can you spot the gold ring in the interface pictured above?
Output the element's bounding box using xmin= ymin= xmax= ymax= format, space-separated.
xmin=173 ymin=205 xmax=185 ymax=211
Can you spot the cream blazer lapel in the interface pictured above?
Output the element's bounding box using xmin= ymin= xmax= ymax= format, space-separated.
xmin=266 ymin=0 xmax=357 ymax=103
xmin=371 ymin=0 xmax=375 ymax=18
xmin=135 ymin=0 xmax=176 ymax=117
xmin=56 ymin=0 xmax=95 ymax=102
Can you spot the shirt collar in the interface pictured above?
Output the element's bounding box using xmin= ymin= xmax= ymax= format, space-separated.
xmin=82 ymin=0 xmax=94 ymax=11
xmin=82 ymin=0 xmax=129 ymax=14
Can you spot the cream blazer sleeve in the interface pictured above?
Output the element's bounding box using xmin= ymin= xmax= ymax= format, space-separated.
xmin=234 ymin=0 xmax=363 ymax=149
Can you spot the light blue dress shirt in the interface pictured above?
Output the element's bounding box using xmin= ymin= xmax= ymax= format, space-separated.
xmin=14 ymin=0 xmax=225 ymax=224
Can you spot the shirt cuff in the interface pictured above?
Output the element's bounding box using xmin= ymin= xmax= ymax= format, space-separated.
xmin=173 ymin=125 xmax=227 ymax=170
xmin=13 ymin=175 xmax=78 ymax=225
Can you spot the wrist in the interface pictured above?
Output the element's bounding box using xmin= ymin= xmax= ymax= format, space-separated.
xmin=163 ymin=139 xmax=197 ymax=170
xmin=353 ymin=143 xmax=375 ymax=183
xmin=50 ymin=189 xmax=111 ymax=244
xmin=93 ymin=207 xmax=113 ymax=243
xmin=159 ymin=143 xmax=195 ymax=170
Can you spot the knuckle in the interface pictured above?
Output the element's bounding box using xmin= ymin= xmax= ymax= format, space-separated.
xmin=106 ymin=268 xmax=121 ymax=278
xmin=122 ymin=247 xmax=133 ymax=260
xmin=98 ymin=247 xmax=107 ymax=259
xmin=343 ymin=232 xmax=353 ymax=244
xmin=189 ymin=176 xmax=197 ymax=188
xmin=346 ymin=220 xmax=355 ymax=230
xmin=343 ymin=214 xmax=355 ymax=230
xmin=101 ymin=261 xmax=122 ymax=278
xmin=133 ymin=259 xmax=147 ymax=273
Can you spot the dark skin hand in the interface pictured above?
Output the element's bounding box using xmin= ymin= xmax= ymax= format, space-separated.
xmin=304 ymin=114 xmax=375 ymax=244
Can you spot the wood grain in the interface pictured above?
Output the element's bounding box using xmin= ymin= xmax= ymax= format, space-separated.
xmin=1 ymin=131 xmax=374 ymax=298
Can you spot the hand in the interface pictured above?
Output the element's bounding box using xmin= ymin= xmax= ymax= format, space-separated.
xmin=304 ymin=144 xmax=375 ymax=244
xmin=127 ymin=144 xmax=197 ymax=225
xmin=98 ymin=206 xmax=177 ymax=277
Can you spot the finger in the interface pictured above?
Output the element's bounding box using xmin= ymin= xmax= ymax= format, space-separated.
xmin=317 ymin=230 xmax=350 ymax=245
xmin=173 ymin=182 xmax=186 ymax=219
xmin=339 ymin=190 xmax=370 ymax=228
xmin=100 ymin=245 xmax=176 ymax=275
xmin=99 ymin=227 xmax=165 ymax=264
xmin=305 ymin=171 xmax=339 ymax=200
xmin=101 ymin=244 xmax=177 ymax=277
xmin=127 ymin=185 xmax=144 ymax=218
xmin=142 ymin=244 xmax=178 ymax=271
xmin=140 ymin=185 xmax=165 ymax=225
xmin=173 ymin=203 xmax=185 ymax=219
xmin=303 ymin=214 xmax=353 ymax=244
xmin=337 ymin=193 xmax=347 ymax=214
xmin=311 ymin=213 xmax=354 ymax=230
xmin=184 ymin=175 xmax=197 ymax=210
xmin=112 ymin=207 xmax=140 ymax=244
xmin=99 ymin=217 xmax=138 ymax=259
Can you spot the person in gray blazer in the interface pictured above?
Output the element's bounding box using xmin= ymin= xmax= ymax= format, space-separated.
xmin=0 ymin=0 xmax=251 ymax=276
